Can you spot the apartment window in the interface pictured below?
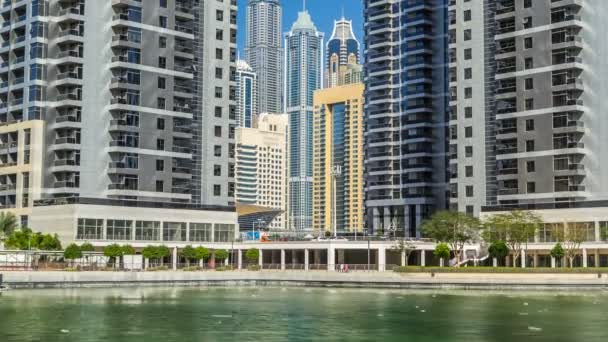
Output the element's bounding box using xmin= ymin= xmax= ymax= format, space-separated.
xmin=214 ymin=106 xmax=222 ymax=118
xmin=525 ymin=98 xmax=534 ymax=110
xmin=216 ymin=10 xmax=224 ymax=21
xmin=214 ymin=145 xmax=221 ymax=157
xmin=464 ymin=48 xmax=472 ymax=60
xmin=159 ymin=16 xmax=167 ymax=28
xmin=157 ymin=139 xmax=165 ymax=151
xmin=465 ymin=126 xmax=473 ymax=138
xmin=525 ymin=78 xmax=534 ymax=90
xmin=215 ymin=67 xmax=223 ymax=79
xmin=158 ymin=57 xmax=166 ymax=68
xmin=466 ymin=206 xmax=474 ymax=216
xmin=463 ymin=10 xmax=471 ymax=22
xmin=523 ymin=17 xmax=532 ymax=29
xmin=464 ymin=87 xmax=472 ymax=99
xmin=464 ymin=68 xmax=472 ymax=80
xmin=156 ymin=159 xmax=164 ymax=171
xmin=524 ymin=0 xmax=532 ymax=8
xmin=465 ymin=146 xmax=473 ymax=157
xmin=214 ymin=165 xmax=221 ymax=176
xmin=213 ymin=184 xmax=221 ymax=196
xmin=158 ymin=77 xmax=166 ymax=89
xmin=160 ymin=0 xmax=167 ymax=8
xmin=464 ymin=107 xmax=472 ymax=118
xmin=463 ymin=29 xmax=471 ymax=41
xmin=157 ymin=118 xmax=165 ymax=130
xmin=526 ymin=161 xmax=535 ymax=173
xmin=214 ymin=126 xmax=222 ymax=137
xmin=524 ymin=37 xmax=533 ymax=49
xmin=524 ymin=57 xmax=533 ymax=69
xmin=228 ymin=182 xmax=235 ymax=197
xmin=159 ymin=36 xmax=167 ymax=48
xmin=216 ymin=29 xmax=223 ymax=40
xmin=527 ymin=182 xmax=536 ymax=194
xmin=526 ymin=140 xmax=535 ymax=152
xmin=156 ymin=180 xmax=164 ymax=192
xmin=215 ymin=48 xmax=223 ymax=60
xmin=525 ymin=119 xmax=535 ymax=131
xmin=215 ymin=87 xmax=223 ymax=98
xmin=465 ymin=186 xmax=474 ymax=197
xmin=157 ymin=97 xmax=166 ymax=109
xmin=465 ymin=166 xmax=473 ymax=177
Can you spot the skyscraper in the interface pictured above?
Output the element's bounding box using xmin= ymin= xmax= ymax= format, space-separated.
xmin=235 ymin=60 xmax=257 ymax=128
xmin=284 ymin=11 xmax=324 ymax=232
xmin=245 ymin=0 xmax=283 ymax=114
xmin=363 ymin=0 xmax=449 ymax=237
xmin=449 ymin=0 xmax=608 ymax=213
xmin=325 ymin=17 xmax=360 ymax=88
xmin=313 ymin=82 xmax=364 ymax=234
xmin=0 ymin=0 xmax=238 ymax=230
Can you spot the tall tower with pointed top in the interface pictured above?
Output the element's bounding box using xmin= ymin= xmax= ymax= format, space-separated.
xmin=284 ymin=11 xmax=324 ymax=231
xmin=245 ymin=0 xmax=283 ymax=114
xmin=325 ymin=17 xmax=360 ymax=88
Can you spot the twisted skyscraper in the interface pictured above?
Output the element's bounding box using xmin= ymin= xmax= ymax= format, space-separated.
xmin=245 ymin=0 xmax=283 ymax=114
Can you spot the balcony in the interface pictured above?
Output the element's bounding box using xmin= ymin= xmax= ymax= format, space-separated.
xmin=108 ymin=183 xmax=138 ymax=191
xmin=54 ymin=137 xmax=80 ymax=145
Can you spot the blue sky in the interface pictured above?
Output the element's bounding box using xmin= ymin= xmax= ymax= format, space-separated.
xmin=236 ymin=0 xmax=364 ymax=56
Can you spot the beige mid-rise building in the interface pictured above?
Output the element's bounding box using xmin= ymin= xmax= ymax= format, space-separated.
xmin=235 ymin=113 xmax=288 ymax=230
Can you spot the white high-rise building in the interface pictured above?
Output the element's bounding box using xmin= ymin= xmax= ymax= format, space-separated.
xmin=235 ymin=113 xmax=288 ymax=230
xmin=0 ymin=0 xmax=239 ymax=243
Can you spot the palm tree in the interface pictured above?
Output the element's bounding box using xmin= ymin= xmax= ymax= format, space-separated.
xmin=0 ymin=212 xmax=18 ymax=240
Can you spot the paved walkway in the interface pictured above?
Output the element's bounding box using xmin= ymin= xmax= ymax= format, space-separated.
xmin=2 ymin=271 xmax=608 ymax=290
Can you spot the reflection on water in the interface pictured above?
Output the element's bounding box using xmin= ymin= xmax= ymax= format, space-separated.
xmin=1 ymin=287 xmax=607 ymax=341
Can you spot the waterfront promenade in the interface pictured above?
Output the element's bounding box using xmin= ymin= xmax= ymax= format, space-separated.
xmin=2 ymin=270 xmax=608 ymax=290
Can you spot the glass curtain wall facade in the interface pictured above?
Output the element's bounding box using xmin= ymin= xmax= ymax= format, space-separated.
xmin=284 ymin=11 xmax=323 ymax=232
xmin=364 ymin=0 xmax=449 ymax=237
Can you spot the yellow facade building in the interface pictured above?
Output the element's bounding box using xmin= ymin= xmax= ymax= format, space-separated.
xmin=313 ymin=82 xmax=364 ymax=233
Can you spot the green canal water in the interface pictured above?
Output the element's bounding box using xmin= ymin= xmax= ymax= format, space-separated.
xmin=0 ymin=287 xmax=607 ymax=341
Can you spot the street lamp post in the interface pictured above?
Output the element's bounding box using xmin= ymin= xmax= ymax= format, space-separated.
xmin=331 ymin=165 xmax=342 ymax=238
xmin=364 ymin=228 xmax=370 ymax=271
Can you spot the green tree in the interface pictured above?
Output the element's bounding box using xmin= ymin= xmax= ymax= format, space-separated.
xmin=391 ymin=239 xmax=417 ymax=266
xmin=214 ymin=249 xmax=229 ymax=263
xmin=434 ymin=243 xmax=451 ymax=267
xmin=156 ymin=245 xmax=170 ymax=265
xmin=121 ymin=245 xmax=135 ymax=255
xmin=483 ymin=211 xmax=541 ymax=266
xmin=554 ymin=225 xmax=586 ymax=268
xmin=181 ymin=245 xmax=197 ymax=266
xmin=80 ymin=242 xmax=95 ymax=252
xmin=3 ymin=228 xmax=33 ymax=250
xmin=63 ymin=243 xmax=82 ymax=266
xmin=194 ymin=247 xmax=210 ymax=263
xmin=104 ymin=244 xmax=124 ymax=266
xmin=487 ymin=241 xmax=509 ymax=266
xmin=422 ymin=211 xmax=481 ymax=266
xmin=142 ymin=246 xmax=170 ymax=266
xmin=0 ymin=212 xmax=18 ymax=240
xmin=245 ymin=248 xmax=260 ymax=264
xmin=142 ymin=246 xmax=158 ymax=262
xmin=38 ymin=234 xmax=62 ymax=251
xmin=550 ymin=243 xmax=565 ymax=267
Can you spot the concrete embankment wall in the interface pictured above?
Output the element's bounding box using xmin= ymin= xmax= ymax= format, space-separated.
xmin=2 ymin=271 xmax=608 ymax=290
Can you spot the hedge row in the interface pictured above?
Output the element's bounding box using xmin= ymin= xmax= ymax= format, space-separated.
xmin=393 ymin=266 xmax=608 ymax=274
